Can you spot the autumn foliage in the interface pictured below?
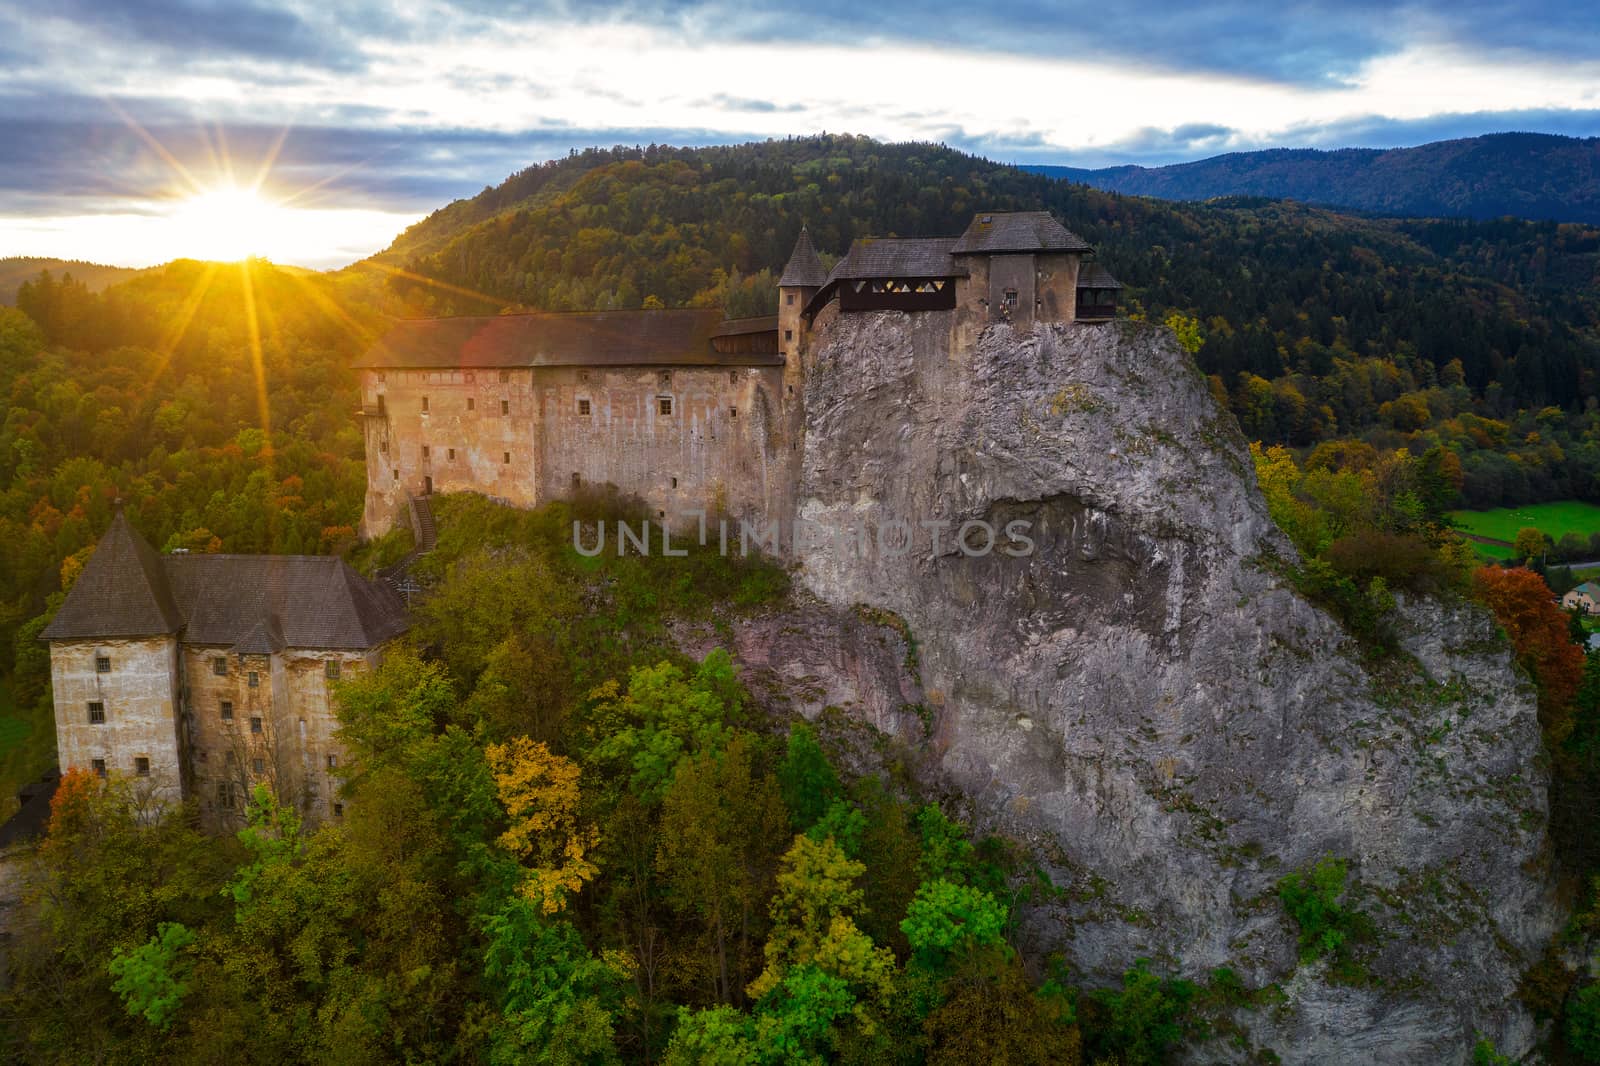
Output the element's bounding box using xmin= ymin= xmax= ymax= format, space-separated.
xmin=1473 ymin=566 xmax=1586 ymax=743
xmin=486 ymin=736 xmax=600 ymax=913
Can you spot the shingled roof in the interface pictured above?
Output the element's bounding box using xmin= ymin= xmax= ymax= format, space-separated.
xmin=827 ymin=237 xmax=966 ymax=281
xmin=164 ymin=555 xmax=409 ymax=650
xmin=951 ymin=211 xmax=1093 ymax=255
xmin=1076 ymin=262 xmax=1124 ymax=289
xmin=778 ymin=228 xmax=828 ymax=288
xmin=41 ymin=508 xmax=183 ymax=641
xmin=354 ymin=309 xmax=783 ymax=370
xmin=42 ymin=515 xmax=409 ymax=651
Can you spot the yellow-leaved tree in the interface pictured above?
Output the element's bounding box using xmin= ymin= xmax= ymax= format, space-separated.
xmin=486 ymin=736 xmax=600 ymax=913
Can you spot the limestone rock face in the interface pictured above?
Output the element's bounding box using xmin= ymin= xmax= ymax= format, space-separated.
xmin=788 ymin=313 xmax=1561 ymax=1063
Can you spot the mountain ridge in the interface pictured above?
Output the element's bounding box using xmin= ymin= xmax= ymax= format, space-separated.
xmin=1023 ymin=131 xmax=1600 ymax=223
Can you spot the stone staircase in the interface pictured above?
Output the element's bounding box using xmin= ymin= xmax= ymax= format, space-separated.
xmin=377 ymin=494 xmax=438 ymax=599
xmin=408 ymin=493 xmax=438 ymax=553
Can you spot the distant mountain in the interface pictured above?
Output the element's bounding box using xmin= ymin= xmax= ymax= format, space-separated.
xmin=1024 ymin=133 xmax=1600 ymax=224
xmin=0 ymin=257 xmax=141 ymax=304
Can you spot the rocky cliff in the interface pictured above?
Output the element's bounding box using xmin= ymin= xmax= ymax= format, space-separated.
xmin=768 ymin=314 xmax=1559 ymax=1063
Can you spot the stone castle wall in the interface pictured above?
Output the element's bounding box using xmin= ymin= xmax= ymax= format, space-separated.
xmin=361 ymin=363 xmax=789 ymax=536
xmin=50 ymin=636 xmax=184 ymax=806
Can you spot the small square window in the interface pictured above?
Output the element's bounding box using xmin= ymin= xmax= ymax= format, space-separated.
xmin=578 ymin=398 xmax=591 ymax=416
xmin=326 ymin=753 xmax=339 ymax=769
xmin=87 ymin=701 xmax=105 ymax=724
xmin=252 ymin=757 xmax=265 ymax=774
xmin=784 ymin=329 xmax=793 ymax=341
xmin=501 ymin=399 xmax=509 ymax=415
xmin=212 ymin=657 xmax=227 ymax=676
xmin=134 ymin=757 xmax=150 ymax=777
xmin=503 ymin=452 xmax=511 ymax=464
xmin=92 ymin=758 xmax=106 ymax=778
xmin=248 ymin=672 xmax=259 ymax=688
xmin=324 ymin=660 xmax=341 ymax=680
xmin=250 ymin=716 xmax=263 ymax=734
xmin=729 ymin=371 xmax=737 ymax=383
xmin=786 ymin=293 xmax=795 ymax=305
xmin=467 ymin=397 xmax=475 ymax=411
xmin=658 ymin=371 xmax=671 ymax=385
xmin=670 ymin=476 xmax=678 ymax=488
xmin=448 ymin=448 xmax=456 ymax=460
xmin=392 ymin=469 xmax=399 ymax=481
xmin=421 ymin=396 xmax=430 ymax=413
xmin=422 ymin=445 xmax=430 ymax=458
xmin=499 ymin=370 xmax=509 ymax=383
xmin=219 ymin=782 xmax=234 ymax=808
xmin=579 ymin=371 xmax=589 ymax=383
xmin=333 ymin=802 xmax=345 ymax=817
xmin=730 ymin=407 xmax=738 ymax=419
xmin=221 ymin=700 xmax=233 ymax=720
xmin=658 ymin=396 xmax=673 ymax=416
xmin=1004 ymin=289 xmax=1018 ymax=309
xmin=95 ymin=655 xmax=111 ymax=673
xmin=380 ymin=440 xmax=388 ymax=454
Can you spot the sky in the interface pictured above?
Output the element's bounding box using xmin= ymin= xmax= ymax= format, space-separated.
xmin=1 ymin=0 xmax=1598 ymax=269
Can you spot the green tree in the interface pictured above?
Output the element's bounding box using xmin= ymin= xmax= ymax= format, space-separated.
xmin=778 ymin=721 xmax=840 ymax=831
xmin=900 ymin=880 xmax=1007 ymax=972
xmin=1514 ymin=526 xmax=1547 ymax=562
xmin=106 ymin=921 xmax=196 ymax=1030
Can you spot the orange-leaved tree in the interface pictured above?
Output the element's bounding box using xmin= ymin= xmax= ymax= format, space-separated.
xmin=485 ymin=736 xmax=599 ymax=913
xmin=1474 ymin=566 xmax=1585 ymax=744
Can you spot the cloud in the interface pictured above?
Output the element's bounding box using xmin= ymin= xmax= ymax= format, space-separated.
xmin=700 ymin=94 xmax=805 ymax=114
xmin=10 ymin=0 xmax=370 ymax=70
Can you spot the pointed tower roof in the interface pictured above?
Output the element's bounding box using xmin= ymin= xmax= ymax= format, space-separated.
xmin=41 ymin=506 xmax=183 ymax=641
xmin=778 ymin=228 xmax=828 ymax=288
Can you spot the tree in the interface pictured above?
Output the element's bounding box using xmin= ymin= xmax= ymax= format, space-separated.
xmin=900 ymin=880 xmax=1007 ymax=973
xmin=1568 ymin=982 xmax=1600 ymax=1063
xmin=777 ymin=721 xmax=840 ymax=831
xmin=1514 ymin=526 xmax=1547 ymax=562
xmin=922 ymin=948 xmax=1081 ymax=1066
xmin=488 ymin=736 xmax=600 ymax=914
xmin=107 ymin=921 xmax=196 ymax=1030
xmin=1474 ymin=566 xmax=1587 ymax=743
xmin=1276 ymin=856 xmax=1356 ymax=963
xmin=657 ymin=733 xmax=789 ymax=1005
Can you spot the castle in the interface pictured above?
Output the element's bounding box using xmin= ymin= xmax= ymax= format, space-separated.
xmin=40 ymin=211 xmax=1117 ymax=829
xmin=39 ymin=507 xmax=408 ymax=829
xmin=356 ymin=212 xmax=1120 ymax=537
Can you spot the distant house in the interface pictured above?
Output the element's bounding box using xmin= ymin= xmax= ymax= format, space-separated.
xmin=1563 ymin=581 xmax=1600 ymax=614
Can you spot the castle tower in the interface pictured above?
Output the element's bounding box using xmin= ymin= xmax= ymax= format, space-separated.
xmin=40 ymin=505 xmax=187 ymax=809
xmin=777 ymin=227 xmax=827 ymax=391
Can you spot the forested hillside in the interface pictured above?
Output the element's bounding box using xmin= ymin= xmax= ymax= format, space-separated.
xmin=374 ymin=135 xmax=1600 ymax=511
xmin=0 ymin=258 xmax=142 ymax=304
xmin=1024 ymin=133 xmax=1600 ymax=225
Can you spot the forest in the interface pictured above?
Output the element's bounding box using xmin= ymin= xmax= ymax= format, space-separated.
xmin=4 ymin=135 xmax=1600 ymax=1062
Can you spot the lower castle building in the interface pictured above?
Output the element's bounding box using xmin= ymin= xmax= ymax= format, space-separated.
xmin=40 ymin=507 xmax=408 ymax=829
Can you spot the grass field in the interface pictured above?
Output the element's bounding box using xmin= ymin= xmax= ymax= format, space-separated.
xmin=0 ymin=676 xmax=56 ymax=821
xmin=1451 ymin=500 xmax=1600 ymax=559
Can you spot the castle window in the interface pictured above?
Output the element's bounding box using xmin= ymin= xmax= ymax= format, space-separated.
xmin=784 ymin=329 xmax=793 ymax=341
xmin=380 ymin=440 xmax=388 ymax=454
xmin=1004 ymin=289 xmax=1018 ymax=309
xmin=422 ymin=445 xmax=430 ymax=458
xmin=787 ymin=385 xmax=793 ymax=395
xmin=730 ymin=407 xmax=738 ymax=419
xmin=218 ymin=782 xmax=234 ymax=808
xmin=248 ymin=672 xmax=259 ymax=688
xmin=503 ymin=452 xmax=511 ymax=464
xmin=501 ymin=399 xmax=509 ymax=415
xmin=225 ymin=750 xmax=236 ymax=765
xmin=334 ymin=802 xmax=345 ymax=817
xmin=467 ymin=398 xmax=475 ymax=411
xmin=252 ymin=757 xmax=265 ymax=775
xmin=786 ymin=293 xmax=795 ymax=305
xmin=448 ymin=448 xmax=456 ymax=460
xmin=134 ymin=757 xmax=150 ymax=777
xmin=578 ymin=398 xmax=591 ymax=416
xmin=327 ymin=753 xmax=339 ymax=769
xmin=96 ymin=655 xmax=111 ymax=673
xmin=250 ymin=716 xmax=263 ymax=734
xmin=571 ymin=473 xmax=581 ymax=489
xmin=221 ymin=700 xmax=233 ymax=721
xmin=671 ymin=477 xmax=678 ymax=488
xmin=212 ymin=657 xmax=227 ymax=676
xmin=392 ymin=469 xmax=399 ymax=481
xmin=499 ymin=370 xmax=510 ymax=383
xmin=659 ymin=371 xmax=671 ymax=385
xmin=421 ymin=396 xmax=429 ymax=413
xmin=324 ymin=660 xmax=341 ymax=680
xmin=658 ymin=396 xmax=673 ymax=416
xmin=579 ymin=371 xmax=589 ymax=382
xmin=87 ymin=701 xmax=105 ymax=724
xmin=92 ymin=758 xmax=106 ymax=778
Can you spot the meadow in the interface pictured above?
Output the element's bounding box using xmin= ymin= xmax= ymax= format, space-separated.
xmin=1450 ymin=500 xmax=1600 ymax=559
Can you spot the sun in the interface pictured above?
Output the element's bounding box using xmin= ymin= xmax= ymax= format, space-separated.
xmin=168 ymin=184 xmax=291 ymax=262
